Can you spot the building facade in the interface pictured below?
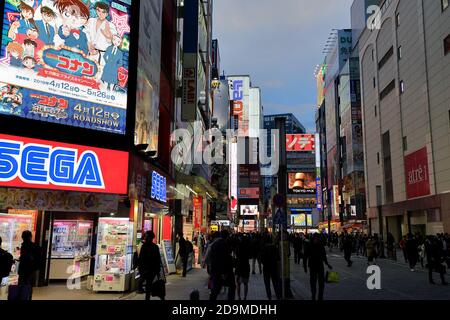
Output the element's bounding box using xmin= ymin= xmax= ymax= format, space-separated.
xmin=356 ymin=0 xmax=450 ymax=238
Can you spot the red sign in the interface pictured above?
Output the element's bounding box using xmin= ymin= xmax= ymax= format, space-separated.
xmin=238 ymin=188 xmax=259 ymax=199
xmin=286 ymin=134 xmax=315 ymax=152
xmin=404 ymin=147 xmax=430 ymax=199
xmin=193 ymin=196 xmax=203 ymax=230
xmin=0 ymin=134 xmax=128 ymax=194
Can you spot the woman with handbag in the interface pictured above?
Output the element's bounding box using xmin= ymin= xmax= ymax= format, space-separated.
xmin=137 ymin=231 xmax=163 ymax=300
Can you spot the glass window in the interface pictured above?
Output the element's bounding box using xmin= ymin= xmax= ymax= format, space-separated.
xmin=443 ymin=0 xmax=449 ymax=11
xmin=444 ymin=35 xmax=450 ymax=56
xmin=398 ymin=46 xmax=402 ymax=59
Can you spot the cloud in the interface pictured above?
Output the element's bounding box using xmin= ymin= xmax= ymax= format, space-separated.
xmin=214 ymin=0 xmax=354 ymax=132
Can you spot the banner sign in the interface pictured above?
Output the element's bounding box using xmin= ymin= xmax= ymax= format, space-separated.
xmin=286 ymin=134 xmax=315 ymax=152
xmin=193 ymin=196 xmax=203 ymax=230
xmin=0 ymin=133 xmax=128 ymax=194
xmin=0 ymin=0 xmax=132 ymax=134
xmin=404 ymin=147 xmax=430 ymax=199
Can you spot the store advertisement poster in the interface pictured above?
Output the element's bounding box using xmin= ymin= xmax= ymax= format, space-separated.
xmin=0 ymin=187 xmax=119 ymax=212
xmin=0 ymin=0 xmax=132 ymax=134
xmin=288 ymin=172 xmax=316 ymax=194
xmin=135 ymin=0 xmax=161 ymax=152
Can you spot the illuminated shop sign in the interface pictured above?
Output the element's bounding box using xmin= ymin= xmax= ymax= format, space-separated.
xmin=150 ymin=171 xmax=167 ymax=203
xmin=0 ymin=133 xmax=128 ymax=193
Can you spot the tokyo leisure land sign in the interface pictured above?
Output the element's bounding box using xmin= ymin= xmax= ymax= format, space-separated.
xmin=0 ymin=0 xmax=132 ymax=134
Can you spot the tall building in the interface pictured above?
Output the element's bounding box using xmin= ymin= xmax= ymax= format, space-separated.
xmin=316 ymin=28 xmax=367 ymax=232
xmin=355 ymin=0 xmax=450 ymax=238
xmin=262 ymin=114 xmax=306 ymax=220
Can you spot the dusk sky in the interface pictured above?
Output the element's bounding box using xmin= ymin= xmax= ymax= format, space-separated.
xmin=213 ymin=0 xmax=354 ymax=132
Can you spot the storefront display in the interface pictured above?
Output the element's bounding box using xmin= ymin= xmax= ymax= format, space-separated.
xmin=94 ymin=218 xmax=133 ymax=292
xmin=50 ymin=220 xmax=93 ymax=280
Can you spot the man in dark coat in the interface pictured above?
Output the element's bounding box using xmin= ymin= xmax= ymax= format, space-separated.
xmin=177 ymin=232 xmax=188 ymax=277
xmin=343 ymin=235 xmax=353 ymax=267
xmin=425 ymin=236 xmax=448 ymax=285
xmin=260 ymin=233 xmax=281 ymax=300
xmin=19 ymin=231 xmax=43 ymax=297
xmin=137 ymin=231 xmax=162 ymax=300
xmin=209 ymin=230 xmax=235 ymax=301
xmin=303 ymin=233 xmax=333 ymax=301
xmin=406 ymin=233 xmax=419 ymax=272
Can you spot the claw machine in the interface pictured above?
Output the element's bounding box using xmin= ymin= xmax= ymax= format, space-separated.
xmin=0 ymin=212 xmax=36 ymax=287
xmin=93 ymin=217 xmax=133 ymax=292
xmin=49 ymin=220 xmax=94 ymax=280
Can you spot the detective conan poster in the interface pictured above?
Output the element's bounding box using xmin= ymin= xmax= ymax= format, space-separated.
xmin=0 ymin=0 xmax=132 ymax=134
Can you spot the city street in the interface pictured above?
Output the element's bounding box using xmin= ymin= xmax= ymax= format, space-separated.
xmin=31 ymin=251 xmax=450 ymax=301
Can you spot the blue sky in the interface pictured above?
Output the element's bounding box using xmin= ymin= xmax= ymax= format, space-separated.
xmin=213 ymin=0 xmax=354 ymax=132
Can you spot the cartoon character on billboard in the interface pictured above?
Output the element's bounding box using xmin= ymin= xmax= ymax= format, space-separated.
xmin=85 ymin=1 xmax=117 ymax=65
xmin=11 ymin=1 xmax=39 ymax=36
xmin=6 ymin=42 xmax=24 ymax=68
xmin=35 ymin=6 xmax=57 ymax=45
xmin=1 ymin=85 xmax=23 ymax=113
xmin=22 ymin=38 xmax=38 ymax=59
xmin=54 ymin=0 xmax=90 ymax=55
xmin=22 ymin=55 xmax=36 ymax=71
xmin=102 ymin=34 xmax=123 ymax=91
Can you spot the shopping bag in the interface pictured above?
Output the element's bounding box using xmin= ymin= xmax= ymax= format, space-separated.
xmin=151 ymin=279 xmax=166 ymax=299
xmin=7 ymin=284 xmax=32 ymax=301
xmin=325 ymin=271 xmax=340 ymax=284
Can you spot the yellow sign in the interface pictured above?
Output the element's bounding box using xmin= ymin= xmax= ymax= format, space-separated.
xmin=211 ymin=225 xmax=219 ymax=231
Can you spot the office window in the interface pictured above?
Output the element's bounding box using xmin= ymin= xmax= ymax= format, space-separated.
xmin=398 ymin=46 xmax=402 ymax=60
xmin=380 ymin=79 xmax=396 ymax=100
xmin=382 ymin=131 xmax=394 ymax=204
xmin=372 ymin=49 xmax=375 ymax=61
xmin=403 ymin=136 xmax=407 ymax=151
xmin=378 ymin=46 xmax=394 ymax=69
xmin=374 ymin=105 xmax=377 ymax=117
xmin=396 ymin=13 xmax=400 ymax=27
xmin=373 ymin=77 xmax=376 ymax=88
xmin=400 ymin=80 xmax=405 ymax=94
xmin=443 ymin=0 xmax=449 ymax=11
xmin=377 ymin=152 xmax=380 ymax=164
xmin=445 ymin=35 xmax=450 ymax=56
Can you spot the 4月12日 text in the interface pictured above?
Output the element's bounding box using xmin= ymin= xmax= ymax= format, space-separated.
xmin=171 ymin=304 xmax=277 ymax=318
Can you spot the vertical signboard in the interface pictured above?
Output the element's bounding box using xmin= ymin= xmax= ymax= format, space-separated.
xmin=315 ymin=133 xmax=322 ymax=211
xmin=404 ymin=147 xmax=431 ymax=199
xmin=229 ymin=141 xmax=238 ymax=213
xmin=0 ymin=0 xmax=133 ymax=134
xmin=181 ymin=53 xmax=197 ymax=121
xmin=193 ymin=196 xmax=203 ymax=231
xmin=249 ymin=87 xmax=261 ymax=138
xmin=135 ymin=0 xmax=162 ymax=154
xmin=332 ymin=185 xmax=340 ymax=218
xmin=228 ymin=76 xmax=250 ymax=137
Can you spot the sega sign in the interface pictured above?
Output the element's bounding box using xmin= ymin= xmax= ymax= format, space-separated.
xmin=151 ymin=171 xmax=167 ymax=203
xmin=0 ymin=134 xmax=128 ymax=194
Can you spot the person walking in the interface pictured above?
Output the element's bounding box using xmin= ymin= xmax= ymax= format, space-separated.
xmin=137 ymin=231 xmax=163 ymax=300
xmin=209 ymin=230 xmax=235 ymax=301
xmin=177 ymin=232 xmax=188 ymax=277
xmin=293 ymin=233 xmax=303 ymax=265
xmin=250 ymin=233 xmax=262 ymax=274
xmin=303 ymin=233 xmax=333 ymax=301
xmin=343 ymin=235 xmax=353 ymax=267
xmin=17 ymin=230 xmax=42 ymax=300
xmin=260 ymin=233 xmax=281 ymax=300
xmin=386 ymin=233 xmax=396 ymax=260
xmin=235 ymin=234 xmax=251 ymax=300
xmin=366 ymin=235 xmax=377 ymax=265
xmin=399 ymin=236 xmax=408 ymax=263
xmin=406 ymin=234 xmax=419 ymax=272
xmin=425 ymin=236 xmax=448 ymax=285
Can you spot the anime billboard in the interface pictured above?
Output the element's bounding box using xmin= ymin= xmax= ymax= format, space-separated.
xmin=0 ymin=0 xmax=132 ymax=134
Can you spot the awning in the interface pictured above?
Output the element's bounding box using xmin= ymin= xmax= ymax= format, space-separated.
xmin=174 ymin=171 xmax=219 ymax=199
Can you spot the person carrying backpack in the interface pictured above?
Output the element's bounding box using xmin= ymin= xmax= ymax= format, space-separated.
xmin=0 ymin=236 xmax=14 ymax=283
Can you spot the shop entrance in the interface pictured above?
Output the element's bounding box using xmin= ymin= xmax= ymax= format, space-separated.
xmin=44 ymin=212 xmax=98 ymax=284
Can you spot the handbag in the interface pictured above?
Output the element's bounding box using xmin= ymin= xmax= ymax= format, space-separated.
xmin=151 ymin=264 xmax=166 ymax=299
xmin=325 ymin=271 xmax=340 ymax=284
xmin=7 ymin=284 xmax=32 ymax=301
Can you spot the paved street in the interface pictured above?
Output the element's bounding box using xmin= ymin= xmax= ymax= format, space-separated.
xmin=30 ymin=250 xmax=450 ymax=300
